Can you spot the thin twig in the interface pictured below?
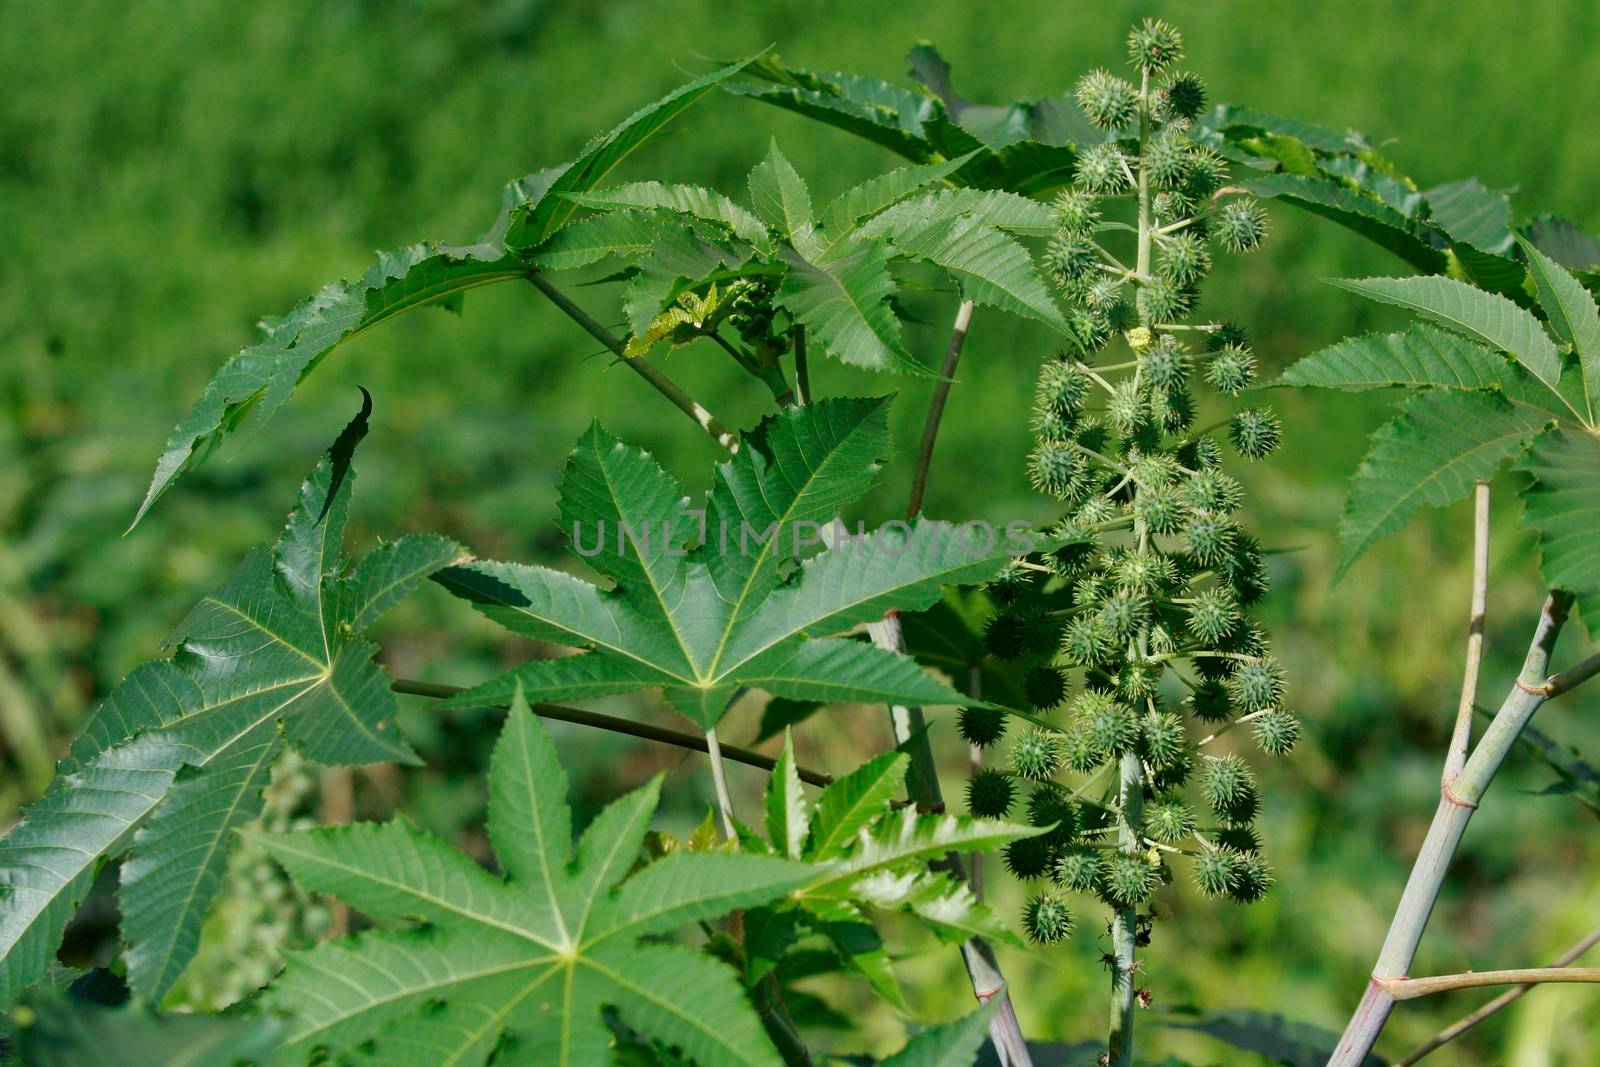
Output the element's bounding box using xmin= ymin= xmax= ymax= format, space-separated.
xmin=1380 ymin=967 xmax=1600 ymax=1001
xmin=390 ymin=678 xmax=831 ymax=786
xmin=525 ymin=270 xmax=740 ymax=452
xmin=1397 ymin=925 xmax=1600 ymax=1065
xmin=906 ymin=300 xmax=976 ymax=519
xmin=1444 ymin=481 xmax=1490 ymax=784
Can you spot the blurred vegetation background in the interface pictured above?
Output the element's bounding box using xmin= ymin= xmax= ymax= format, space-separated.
xmin=3 ymin=0 xmax=1599 ymax=1063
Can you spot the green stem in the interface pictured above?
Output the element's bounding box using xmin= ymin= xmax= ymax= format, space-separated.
xmin=1107 ymin=65 xmax=1154 ymax=1067
xmin=1396 ymin=925 xmax=1600 ymax=1066
xmin=390 ymin=678 xmax=831 ymax=786
xmin=907 ymin=300 xmax=976 ymax=518
xmin=1329 ymin=591 xmax=1584 ymax=1066
xmin=525 ymin=270 xmax=740 ymax=452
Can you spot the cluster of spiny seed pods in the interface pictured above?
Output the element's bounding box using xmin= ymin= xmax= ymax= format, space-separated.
xmin=960 ymin=20 xmax=1296 ymax=958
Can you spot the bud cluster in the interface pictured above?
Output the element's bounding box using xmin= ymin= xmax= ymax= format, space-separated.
xmin=963 ymin=19 xmax=1294 ymax=950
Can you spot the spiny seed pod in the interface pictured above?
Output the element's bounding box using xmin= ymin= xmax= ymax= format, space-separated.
xmin=1011 ymin=728 xmax=1063 ymax=780
xmin=1216 ymin=824 xmax=1262 ymax=855
xmin=1163 ymin=71 xmax=1206 ymax=119
xmin=1046 ymin=233 xmax=1100 ymax=283
xmin=1028 ymin=781 xmax=1080 ymax=844
xmin=1127 ymin=17 xmax=1184 ymax=71
xmin=1152 ymin=189 xmax=1197 ymax=221
xmin=1004 ymin=834 xmax=1056 ymax=880
xmin=1183 ymin=146 xmax=1227 ymax=198
xmin=1139 ymin=483 xmax=1190 ymax=534
xmin=1200 ymin=755 xmax=1255 ymax=816
xmin=1116 ymin=659 xmax=1162 ymax=701
xmin=1083 ymin=278 xmax=1125 ymax=313
xmin=1227 ymin=657 xmax=1285 ymax=711
xmin=1144 ymin=130 xmax=1191 ymax=188
xmin=1204 ymin=342 xmax=1257 ymax=395
xmin=1187 ymin=587 xmax=1240 ymax=644
xmin=1051 ymin=188 xmax=1102 ymax=235
xmin=1193 ymin=847 xmax=1243 ymax=897
xmin=1084 ymin=698 xmax=1140 ymax=755
xmin=1141 ymin=712 xmax=1187 ymax=769
xmin=1144 ymin=336 xmax=1188 ymax=390
xmin=1113 ymin=548 xmax=1177 ymax=595
xmin=1184 ymin=512 xmax=1237 ymax=566
xmin=1029 ymin=439 xmax=1085 ymax=498
xmin=1024 ymin=665 xmax=1070 ymax=711
xmin=1230 ymin=408 xmax=1282 ymax=459
xmin=1223 ymin=533 xmax=1271 ymax=605
xmin=1252 ymin=708 xmax=1301 ymax=755
xmin=1106 ymin=379 xmax=1148 ymax=437
xmin=1129 ymin=450 xmax=1182 ymax=486
xmin=1061 ymin=724 xmax=1104 ymax=772
xmin=1099 ymin=590 xmax=1150 ymax=641
xmin=1229 ymin=852 xmax=1274 ymax=903
xmin=1135 ymin=275 xmax=1190 ymax=323
xmin=1148 ymin=743 xmax=1194 ymax=793
xmin=986 ymin=559 xmax=1034 ymax=604
xmin=1216 ymin=198 xmax=1269 ymax=253
xmin=1075 ymin=68 xmax=1140 ymax=130
xmin=1158 ymin=232 xmax=1211 ymax=285
xmin=1024 ymin=892 xmax=1076 ymax=944
xmin=983 ymin=611 xmax=1032 ymax=661
xmin=967 ymin=767 xmax=1015 ymax=818
xmin=1187 ymin=468 xmax=1243 ymax=514
xmin=1036 ymin=358 xmax=1090 ymax=416
xmin=1144 ymin=799 xmax=1197 ymax=843
xmin=1103 ymin=854 xmax=1158 ymax=907
xmin=1076 ymin=142 xmax=1133 ymax=194
xmin=1070 ymin=306 xmax=1114 ymax=352
xmin=959 ymin=705 xmax=1008 ymax=749
xmin=1076 ymin=494 xmax=1118 ymax=527
xmin=1053 ymin=847 xmax=1104 ymax=892
xmin=1154 ymin=387 xmax=1196 ymax=434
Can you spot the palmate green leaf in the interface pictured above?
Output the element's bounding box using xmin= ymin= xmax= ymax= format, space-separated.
xmin=1270 ymin=324 xmax=1568 ymax=417
xmin=1518 ymin=235 xmax=1600 ymax=426
xmin=1520 ymin=428 xmax=1600 ymax=604
xmin=1425 ymin=177 xmax=1515 ymax=254
xmin=524 ymin=209 xmax=679 ymax=271
xmin=139 ymin=60 xmax=751 ymax=525
xmin=899 ymin=588 xmax=1028 ymax=709
xmin=259 ymin=693 xmax=811 ymax=1067
xmin=765 ymin=732 xmax=810 ymax=861
xmin=879 ymin=1003 xmax=999 ymax=1067
xmin=503 ymin=55 xmax=757 ymax=251
xmin=778 ymin=242 xmax=931 ymax=376
xmin=749 ymin=141 xmax=819 ymax=258
xmin=435 ymin=400 xmax=1034 ymax=727
xmin=726 ymin=54 xmax=1079 ymax=195
xmin=1337 ymin=390 xmax=1553 ymax=578
xmin=808 ymin=806 xmax=1043 ymax=893
xmin=17 ymin=994 xmax=283 ymax=1067
xmin=819 ymin=155 xmax=975 ymax=237
xmin=863 ymin=210 xmax=1068 ymax=332
xmin=855 ymin=188 xmax=1058 ymax=240
xmin=563 ymin=182 xmax=773 ymax=254
xmin=810 ymin=751 xmax=909 ymax=860
xmin=1523 ymin=214 xmax=1600 ymax=273
xmin=1332 ymin=275 xmax=1565 ymax=394
xmin=0 ymin=401 xmax=464 ymax=1008
xmin=1245 ymin=175 xmax=1446 ymax=273
xmin=132 ymin=242 xmax=522 ymax=527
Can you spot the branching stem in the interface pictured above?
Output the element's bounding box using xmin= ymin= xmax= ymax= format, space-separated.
xmin=907 ymin=300 xmax=976 ymax=518
xmin=1397 ymin=925 xmax=1600 ymax=1065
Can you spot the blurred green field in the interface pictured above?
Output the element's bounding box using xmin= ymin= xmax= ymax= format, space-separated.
xmin=4 ymin=1 xmax=1600 ymax=1063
